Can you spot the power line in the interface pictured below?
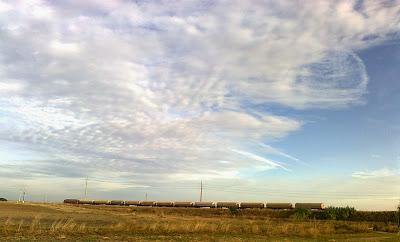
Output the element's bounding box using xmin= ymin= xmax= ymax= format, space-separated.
xmin=82 ymin=177 xmax=397 ymax=196
xmin=76 ymin=176 xmax=398 ymax=200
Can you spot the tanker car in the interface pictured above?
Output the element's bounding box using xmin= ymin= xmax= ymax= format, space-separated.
xmin=64 ymin=199 xmax=325 ymax=210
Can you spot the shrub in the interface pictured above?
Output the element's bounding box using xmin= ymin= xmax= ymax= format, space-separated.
xmin=350 ymin=211 xmax=398 ymax=223
xmin=228 ymin=207 xmax=239 ymax=216
xmin=320 ymin=206 xmax=356 ymax=220
xmin=293 ymin=208 xmax=312 ymax=219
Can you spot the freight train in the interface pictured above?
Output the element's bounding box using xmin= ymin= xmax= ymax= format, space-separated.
xmin=63 ymin=199 xmax=325 ymax=210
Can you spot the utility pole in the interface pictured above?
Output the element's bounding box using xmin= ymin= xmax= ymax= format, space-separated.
xmin=200 ymin=180 xmax=203 ymax=202
xmin=18 ymin=190 xmax=22 ymax=203
xmin=84 ymin=176 xmax=88 ymax=199
xmin=22 ymin=190 xmax=25 ymax=203
xmin=145 ymin=193 xmax=148 ymax=201
xmin=397 ymin=201 xmax=400 ymax=229
xmin=18 ymin=187 xmax=26 ymax=203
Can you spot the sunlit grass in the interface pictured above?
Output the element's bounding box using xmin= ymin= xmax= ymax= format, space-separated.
xmin=0 ymin=202 xmax=398 ymax=241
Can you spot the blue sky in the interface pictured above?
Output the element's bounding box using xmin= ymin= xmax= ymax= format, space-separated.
xmin=0 ymin=0 xmax=399 ymax=210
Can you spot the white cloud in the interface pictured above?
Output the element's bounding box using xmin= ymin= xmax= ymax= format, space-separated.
xmin=49 ymin=40 xmax=81 ymax=57
xmin=352 ymin=168 xmax=400 ymax=179
xmin=0 ymin=1 xmax=11 ymax=13
xmin=0 ymin=0 xmax=399 ymax=197
xmin=169 ymin=170 xmax=240 ymax=181
xmin=0 ymin=81 xmax=25 ymax=92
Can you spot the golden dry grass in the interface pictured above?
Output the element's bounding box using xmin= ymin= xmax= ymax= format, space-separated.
xmin=0 ymin=202 xmax=398 ymax=241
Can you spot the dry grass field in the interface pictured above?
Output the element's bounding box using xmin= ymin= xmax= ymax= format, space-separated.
xmin=0 ymin=202 xmax=399 ymax=241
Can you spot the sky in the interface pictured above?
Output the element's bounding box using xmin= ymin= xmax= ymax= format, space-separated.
xmin=0 ymin=0 xmax=399 ymax=210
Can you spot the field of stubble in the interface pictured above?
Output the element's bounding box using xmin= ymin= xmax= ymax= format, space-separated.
xmin=0 ymin=202 xmax=399 ymax=242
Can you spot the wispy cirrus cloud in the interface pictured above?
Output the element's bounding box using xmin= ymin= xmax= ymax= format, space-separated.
xmin=0 ymin=0 xmax=399 ymax=193
xmin=352 ymin=168 xmax=400 ymax=179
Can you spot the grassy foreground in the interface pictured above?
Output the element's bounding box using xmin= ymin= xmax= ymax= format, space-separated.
xmin=0 ymin=202 xmax=398 ymax=241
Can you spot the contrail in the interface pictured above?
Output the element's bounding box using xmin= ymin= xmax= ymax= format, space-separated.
xmin=231 ymin=149 xmax=290 ymax=172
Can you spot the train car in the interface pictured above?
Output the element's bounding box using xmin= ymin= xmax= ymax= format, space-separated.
xmin=140 ymin=201 xmax=155 ymax=206
xmin=266 ymin=203 xmax=293 ymax=209
xmin=92 ymin=200 xmax=108 ymax=205
xmin=63 ymin=199 xmax=79 ymax=204
xmin=295 ymin=203 xmax=325 ymax=210
xmin=109 ymin=200 xmax=125 ymax=206
xmin=156 ymin=201 xmax=174 ymax=207
xmin=194 ymin=202 xmax=215 ymax=208
xmin=78 ymin=200 xmax=93 ymax=205
xmin=174 ymin=201 xmax=194 ymax=207
xmin=216 ymin=202 xmax=239 ymax=209
xmin=125 ymin=200 xmax=140 ymax=206
xmin=64 ymin=198 xmax=327 ymax=211
xmin=240 ymin=202 xmax=265 ymax=209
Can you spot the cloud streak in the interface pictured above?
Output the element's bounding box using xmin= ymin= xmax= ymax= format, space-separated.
xmin=352 ymin=168 xmax=400 ymax=179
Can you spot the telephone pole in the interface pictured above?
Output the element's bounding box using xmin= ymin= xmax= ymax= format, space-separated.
xmin=22 ymin=190 xmax=25 ymax=203
xmin=200 ymin=180 xmax=203 ymax=202
xmin=145 ymin=193 xmax=148 ymax=201
xmin=18 ymin=189 xmax=26 ymax=203
xmin=397 ymin=201 xmax=399 ymax=229
xmin=84 ymin=176 xmax=88 ymax=199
